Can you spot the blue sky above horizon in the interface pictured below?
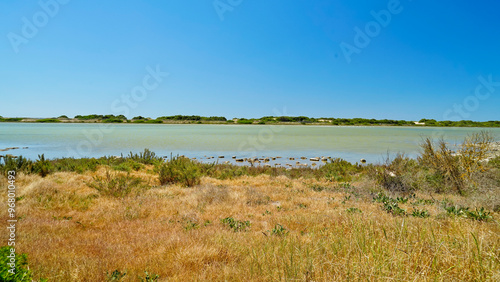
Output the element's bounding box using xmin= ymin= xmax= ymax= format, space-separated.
xmin=1 ymin=0 xmax=499 ymax=121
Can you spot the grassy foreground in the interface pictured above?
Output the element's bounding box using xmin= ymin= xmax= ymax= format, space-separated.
xmin=1 ymin=135 xmax=500 ymax=281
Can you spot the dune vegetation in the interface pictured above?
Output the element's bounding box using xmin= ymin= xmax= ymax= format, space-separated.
xmin=1 ymin=132 xmax=499 ymax=281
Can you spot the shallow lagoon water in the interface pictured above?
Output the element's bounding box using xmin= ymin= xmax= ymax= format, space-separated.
xmin=1 ymin=123 xmax=499 ymax=165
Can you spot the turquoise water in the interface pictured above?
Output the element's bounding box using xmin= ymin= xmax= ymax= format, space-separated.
xmin=1 ymin=123 xmax=499 ymax=165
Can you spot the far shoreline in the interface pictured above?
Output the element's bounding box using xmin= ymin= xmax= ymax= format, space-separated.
xmin=1 ymin=115 xmax=500 ymax=128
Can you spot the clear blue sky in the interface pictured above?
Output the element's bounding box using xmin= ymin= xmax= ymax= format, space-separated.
xmin=1 ymin=0 xmax=499 ymax=121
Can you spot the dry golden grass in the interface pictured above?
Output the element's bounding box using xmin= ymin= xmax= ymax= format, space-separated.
xmin=1 ymin=169 xmax=499 ymax=281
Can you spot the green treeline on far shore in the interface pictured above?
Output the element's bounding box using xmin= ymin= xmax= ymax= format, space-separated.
xmin=0 ymin=114 xmax=499 ymax=127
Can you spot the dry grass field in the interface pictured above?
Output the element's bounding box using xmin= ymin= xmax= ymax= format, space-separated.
xmin=1 ymin=164 xmax=499 ymax=281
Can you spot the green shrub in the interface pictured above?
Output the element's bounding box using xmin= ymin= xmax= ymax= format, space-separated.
xmin=371 ymin=154 xmax=417 ymax=193
xmin=0 ymin=246 xmax=33 ymax=281
xmin=488 ymin=156 xmax=500 ymax=169
xmin=237 ymin=119 xmax=253 ymax=124
xmin=145 ymin=119 xmax=163 ymax=124
xmin=102 ymin=118 xmax=124 ymax=123
xmin=320 ymin=158 xmax=361 ymax=182
xmin=158 ymin=155 xmax=200 ymax=187
xmin=0 ymin=156 xmax=33 ymax=176
xmin=112 ymin=160 xmax=144 ymax=172
xmin=33 ymin=154 xmax=52 ymax=177
xmin=51 ymin=157 xmax=101 ymax=173
xmin=127 ymin=149 xmax=161 ymax=165
xmin=87 ymin=171 xmax=148 ymax=197
xmin=419 ymin=132 xmax=493 ymax=194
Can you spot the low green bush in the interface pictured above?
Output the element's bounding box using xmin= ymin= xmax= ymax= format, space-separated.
xmin=320 ymin=158 xmax=361 ymax=182
xmin=128 ymin=149 xmax=161 ymax=165
xmin=33 ymin=154 xmax=52 ymax=177
xmin=0 ymin=156 xmax=33 ymax=176
xmin=87 ymin=171 xmax=148 ymax=197
xmin=158 ymin=155 xmax=200 ymax=187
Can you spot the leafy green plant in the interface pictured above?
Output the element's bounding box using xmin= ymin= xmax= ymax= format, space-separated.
xmin=396 ymin=197 xmax=409 ymax=204
xmin=411 ymin=208 xmax=430 ymax=218
xmin=106 ymin=269 xmax=126 ymax=281
xmin=341 ymin=195 xmax=351 ymax=204
xmin=374 ymin=193 xmax=406 ymax=216
xmin=139 ymin=271 xmax=160 ymax=281
xmin=0 ymin=246 xmax=33 ymax=281
xmin=346 ymin=207 xmax=362 ymax=214
xmin=373 ymin=192 xmax=392 ymax=204
xmin=466 ymin=207 xmax=492 ymax=221
xmin=444 ymin=205 xmax=470 ymax=217
xmin=412 ymin=198 xmax=435 ymax=206
xmin=271 ymin=224 xmax=289 ymax=236
xmin=184 ymin=220 xmax=199 ymax=231
xmin=444 ymin=205 xmax=492 ymax=221
xmin=221 ymin=217 xmax=251 ymax=232
xmin=383 ymin=201 xmax=406 ymax=216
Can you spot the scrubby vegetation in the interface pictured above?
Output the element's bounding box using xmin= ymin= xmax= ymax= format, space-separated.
xmin=1 ymin=133 xmax=499 ymax=280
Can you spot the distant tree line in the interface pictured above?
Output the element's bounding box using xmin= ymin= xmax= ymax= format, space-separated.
xmin=157 ymin=115 xmax=227 ymax=121
xmin=1 ymin=114 xmax=499 ymax=127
